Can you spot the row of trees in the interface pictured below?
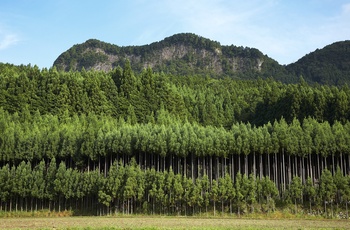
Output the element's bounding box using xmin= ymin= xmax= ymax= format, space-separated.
xmin=1 ymin=159 xmax=349 ymax=217
xmin=1 ymin=63 xmax=350 ymax=127
xmin=1 ymin=108 xmax=349 ymax=194
xmin=1 ymin=107 xmax=350 ymax=164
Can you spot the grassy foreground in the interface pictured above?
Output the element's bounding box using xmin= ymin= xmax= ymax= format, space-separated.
xmin=0 ymin=216 xmax=349 ymax=230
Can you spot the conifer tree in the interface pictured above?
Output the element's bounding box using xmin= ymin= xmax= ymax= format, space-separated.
xmin=289 ymin=176 xmax=303 ymax=213
xmin=319 ymin=169 xmax=336 ymax=217
xmin=210 ymin=179 xmax=219 ymax=216
xmin=304 ymin=177 xmax=316 ymax=213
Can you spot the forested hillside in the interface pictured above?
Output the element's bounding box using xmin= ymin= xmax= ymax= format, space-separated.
xmin=0 ymin=62 xmax=350 ymax=217
xmin=53 ymin=33 xmax=350 ymax=85
xmin=286 ymin=40 xmax=350 ymax=85
xmin=53 ymin=33 xmax=293 ymax=82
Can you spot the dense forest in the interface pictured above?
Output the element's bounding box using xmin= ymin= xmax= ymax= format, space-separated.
xmin=287 ymin=40 xmax=350 ymax=85
xmin=0 ymin=62 xmax=350 ymax=217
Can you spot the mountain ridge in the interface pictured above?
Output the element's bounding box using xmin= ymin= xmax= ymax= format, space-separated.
xmin=286 ymin=40 xmax=350 ymax=85
xmin=53 ymin=33 xmax=350 ymax=84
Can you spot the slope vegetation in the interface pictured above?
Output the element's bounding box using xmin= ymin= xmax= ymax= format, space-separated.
xmin=286 ymin=40 xmax=350 ymax=85
xmin=54 ymin=34 xmax=350 ymax=85
xmin=53 ymin=33 xmax=291 ymax=82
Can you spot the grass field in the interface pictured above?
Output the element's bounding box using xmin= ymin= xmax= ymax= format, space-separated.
xmin=0 ymin=216 xmax=349 ymax=230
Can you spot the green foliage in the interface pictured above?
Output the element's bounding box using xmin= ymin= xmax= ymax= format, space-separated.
xmin=287 ymin=41 xmax=350 ymax=85
xmin=0 ymin=159 xmax=348 ymax=217
xmin=319 ymin=169 xmax=336 ymax=204
xmin=1 ymin=60 xmax=350 ymax=217
xmin=3 ymin=63 xmax=350 ymax=127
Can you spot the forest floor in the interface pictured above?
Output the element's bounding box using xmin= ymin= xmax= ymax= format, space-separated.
xmin=0 ymin=216 xmax=349 ymax=230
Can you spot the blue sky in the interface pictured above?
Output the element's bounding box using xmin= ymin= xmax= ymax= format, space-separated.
xmin=0 ymin=0 xmax=349 ymax=68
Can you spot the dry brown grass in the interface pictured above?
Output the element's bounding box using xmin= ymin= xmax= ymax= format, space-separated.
xmin=0 ymin=216 xmax=349 ymax=230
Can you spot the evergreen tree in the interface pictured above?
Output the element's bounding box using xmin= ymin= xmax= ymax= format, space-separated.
xmin=31 ymin=160 xmax=46 ymax=211
xmin=319 ymin=169 xmax=336 ymax=217
xmin=333 ymin=166 xmax=347 ymax=209
xmin=0 ymin=164 xmax=10 ymax=211
xmin=210 ymin=179 xmax=219 ymax=216
xmin=54 ymin=161 xmax=67 ymax=212
xmin=247 ymin=173 xmax=257 ymax=213
xmin=304 ymin=177 xmax=316 ymax=214
xmin=235 ymin=172 xmax=244 ymax=216
xmin=45 ymin=158 xmax=57 ymax=210
xmin=289 ymin=176 xmax=303 ymax=213
xmin=261 ymin=176 xmax=278 ymax=213
xmin=201 ymin=174 xmax=210 ymax=214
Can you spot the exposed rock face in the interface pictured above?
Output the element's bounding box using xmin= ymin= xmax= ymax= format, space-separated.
xmin=53 ymin=33 xmax=287 ymax=80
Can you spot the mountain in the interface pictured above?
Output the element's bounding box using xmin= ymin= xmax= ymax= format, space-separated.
xmin=286 ymin=40 xmax=350 ymax=85
xmin=53 ymin=33 xmax=293 ymax=82
xmin=53 ymin=33 xmax=350 ymax=85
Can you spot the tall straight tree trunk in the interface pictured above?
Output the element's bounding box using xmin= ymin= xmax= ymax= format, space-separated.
xmin=110 ymin=154 xmax=113 ymax=172
xmin=99 ymin=155 xmax=101 ymax=175
xmin=198 ymin=157 xmax=201 ymax=178
xmin=282 ymin=152 xmax=285 ymax=192
xmin=340 ymin=153 xmax=344 ymax=175
xmin=145 ymin=152 xmax=148 ymax=172
xmin=222 ymin=156 xmax=226 ymax=177
xmin=238 ymin=154 xmax=241 ymax=175
xmin=260 ymin=154 xmax=263 ymax=180
xmin=294 ymin=155 xmax=298 ymax=177
xmin=210 ymin=156 xmax=213 ymax=185
xmin=157 ymin=155 xmax=160 ymax=172
xmin=267 ymin=154 xmax=271 ymax=178
xmin=58 ymin=196 xmax=61 ymax=212
xmin=16 ymin=196 xmax=18 ymax=212
xmin=231 ymin=155 xmax=235 ymax=182
xmin=300 ymin=156 xmax=304 ymax=184
xmin=203 ymin=156 xmax=206 ymax=178
xmin=191 ymin=153 xmax=194 ymax=182
xmin=163 ymin=156 xmax=166 ymax=172
xmin=288 ymin=154 xmax=291 ymax=185
xmin=184 ymin=156 xmax=187 ymax=177
xmin=104 ymin=156 xmax=107 ymax=177
xmin=317 ymin=154 xmax=321 ymax=181
xmin=252 ymin=152 xmax=255 ymax=176
xmin=348 ymin=155 xmax=350 ymax=175
xmin=309 ymin=154 xmax=312 ymax=181
xmin=274 ymin=152 xmax=278 ymax=187
xmin=216 ymin=157 xmax=219 ymax=180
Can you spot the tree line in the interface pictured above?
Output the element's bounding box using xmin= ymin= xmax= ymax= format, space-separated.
xmin=1 ymin=62 xmax=350 ymax=127
xmin=0 ymin=108 xmax=349 ymax=193
xmin=1 ymin=159 xmax=349 ymax=217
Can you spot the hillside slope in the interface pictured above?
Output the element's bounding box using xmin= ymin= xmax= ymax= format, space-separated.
xmin=53 ymin=33 xmax=292 ymax=82
xmin=286 ymin=40 xmax=350 ymax=85
xmin=53 ymin=34 xmax=350 ymax=85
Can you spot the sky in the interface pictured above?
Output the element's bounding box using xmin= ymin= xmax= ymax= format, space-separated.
xmin=0 ymin=0 xmax=350 ymax=68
